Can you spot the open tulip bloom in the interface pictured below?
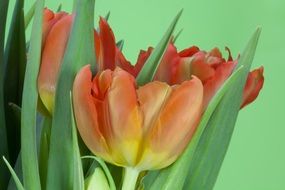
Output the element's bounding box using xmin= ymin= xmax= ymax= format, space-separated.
xmin=0 ymin=1 xmax=264 ymax=190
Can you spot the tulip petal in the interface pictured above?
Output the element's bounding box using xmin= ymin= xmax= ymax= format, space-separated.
xmin=115 ymin=49 xmax=136 ymax=76
xmin=202 ymin=62 xmax=236 ymax=110
xmin=137 ymin=77 xmax=203 ymax=170
xmin=106 ymin=68 xmax=143 ymax=166
xmin=42 ymin=9 xmax=67 ymax=45
xmin=178 ymin=46 xmax=199 ymax=57
xmin=73 ymin=65 xmax=111 ymax=162
xmin=38 ymin=15 xmax=73 ymax=113
xmin=241 ymin=66 xmax=264 ymax=108
xmin=154 ymin=43 xmax=180 ymax=84
xmin=133 ymin=47 xmax=153 ymax=77
xmin=97 ymin=18 xmax=116 ymax=71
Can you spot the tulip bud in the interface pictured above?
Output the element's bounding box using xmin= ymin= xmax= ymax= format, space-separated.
xmin=37 ymin=9 xmax=73 ymax=113
xmin=241 ymin=66 xmax=264 ymax=108
xmin=85 ymin=167 xmax=110 ymax=190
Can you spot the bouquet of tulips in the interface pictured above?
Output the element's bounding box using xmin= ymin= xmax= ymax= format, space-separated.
xmin=0 ymin=0 xmax=264 ymax=190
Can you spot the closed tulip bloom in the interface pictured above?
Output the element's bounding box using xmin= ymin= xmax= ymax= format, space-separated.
xmin=73 ymin=65 xmax=203 ymax=171
xmin=38 ymin=9 xmax=73 ymax=113
xmin=42 ymin=9 xmax=68 ymax=45
xmin=241 ymin=66 xmax=264 ymax=108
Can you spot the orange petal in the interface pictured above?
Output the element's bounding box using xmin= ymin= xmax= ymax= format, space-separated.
xmin=73 ymin=65 xmax=111 ymax=162
xmin=241 ymin=67 xmax=264 ymax=108
xmin=137 ymin=82 xmax=172 ymax=134
xmin=38 ymin=15 xmax=73 ymax=113
xmin=42 ymin=9 xmax=67 ymax=45
xmin=137 ymin=77 xmax=203 ymax=170
xmin=106 ymin=68 xmax=143 ymax=165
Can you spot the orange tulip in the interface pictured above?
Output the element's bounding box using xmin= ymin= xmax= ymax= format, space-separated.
xmin=38 ymin=13 xmax=132 ymax=114
xmin=38 ymin=9 xmax=73 ymax=113
xmin=121 ymin=44 xmax=264 ymax=110
xmin=73 ymin=65 xmax=203 ymax=170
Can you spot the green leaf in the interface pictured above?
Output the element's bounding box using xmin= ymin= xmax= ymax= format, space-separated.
xmin=46 ymin=0 xmax=96 ymax=189
xmin=0 ymin=0 xmax=10 ymax=187
xmin=3 ymin=157 xmax=24 ymax=190
xmin=173 ymin=28 xmax=183 ymax=43
xmin=7 ymin=153 xmax=23 ymax=190
xmin=20 ymin=0 xmax=44 ymax=189
xmin=116 ymin=40 xmax=124 ymax=51
xmin=25 ymin=1 xmax=36 ymax=29
xmin=105 ymin=11 xmax=111 ymax=21
xmin=5 ymin=104 xmax=22 ymax=190
xmin=136 ymin=10 xmax=182 ymax=86
xmin=82 ymin=156 xmax=116 ymax=190
xmin=70 ymin=93 xmax=84 ymax=190
xmin=143 ymin=66 xmax=244 ymax=190
xmin=8 ymin=103 xmax=21 ymax=121
xmin=38 ymin=117 xmax=51 ymax=189
xmin=183 ymin=28 xmax=261 ymax=190
xmin=57 ymin=3 xmax=62 ymax=12
xmin=4 ymin=0 xmax=26 ymax=164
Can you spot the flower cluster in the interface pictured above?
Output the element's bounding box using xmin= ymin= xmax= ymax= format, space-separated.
xmin=38 ymin=9 xmax=264 ymax=172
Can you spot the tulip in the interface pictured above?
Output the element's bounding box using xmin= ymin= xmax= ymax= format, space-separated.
xmin=73 ymin=65 xmax=203 ymax=172
xmin=38 ymin=14 xmax=134 ymax=114
xmin=38 ymin=9 xmax=73 ymax=114
xmin=125 ymin=44 xmax=264 ymax=110
xmin=241 ymin=66 xmax=264 ymax=108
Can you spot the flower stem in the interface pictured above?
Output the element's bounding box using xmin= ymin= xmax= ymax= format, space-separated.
xmin=121 ymin=167 xmax=140 ymax=190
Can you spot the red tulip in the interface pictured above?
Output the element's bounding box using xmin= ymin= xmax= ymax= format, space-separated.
xmin=241 ymin=66 xmax=264 ymax=108
xmin=73 ymin=65 xmax=203 ymax=170
xmin=121 ymin=44 xmax=264 ymax=110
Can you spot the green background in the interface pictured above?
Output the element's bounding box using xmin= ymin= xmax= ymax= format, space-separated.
xmin=6 ymin=0 xmax=285 ymax=189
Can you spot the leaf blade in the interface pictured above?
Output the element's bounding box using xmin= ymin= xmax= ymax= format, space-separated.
xmin=0 ymin=0 xmax=10 ymax=187
xmin=136 ymin=10 xmax=182 ymax=85
xmin=20 ymin=0 xmax=44 ymax=189
xmin=144 ymin=66 xmax=244 ymax=190
xmin=46 ymin=0 xmax=96 ymax=189
xmin=70 ymin=93 xmax=84 ymax=190
xmin=184 ymin=28 xmax=261 ymax=190
xmin=4 ymin=0 xmax=26 ymax=164
xmin=3 ymin=157 xmax=24 ymax=190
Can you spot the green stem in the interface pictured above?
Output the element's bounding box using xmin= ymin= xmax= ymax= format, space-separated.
xmin=121 ymin=167 xmax=140 ymax=190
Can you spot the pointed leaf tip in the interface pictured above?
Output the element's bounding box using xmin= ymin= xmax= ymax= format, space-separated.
xmin=3 ymin=157 xmax=24 ymax=190
xmin=136 ymin=10 xmax=183 ymax=85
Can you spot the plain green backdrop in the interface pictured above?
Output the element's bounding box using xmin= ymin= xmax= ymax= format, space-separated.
xmin=5 ymin=0 xmax=285 ymax=189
